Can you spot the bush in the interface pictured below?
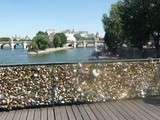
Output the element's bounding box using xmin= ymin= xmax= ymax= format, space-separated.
xmin=53 ymin=33 xmax=67 ymax=47
xmin=53 ymin=34 xmax=61 ymax=48
xmin=30 ymin=31 xmax=49 ymax=50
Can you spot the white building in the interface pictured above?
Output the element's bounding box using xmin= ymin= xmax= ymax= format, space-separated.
xmin=46 ymin=29 xmax=56 ymax=35
xmin=46 ymin=29 xmax=96 ymax=42
xmin=78 ymin=31 xmax=88 ymax=38
xmin=65 ymin=32 xmax=76 ymax=42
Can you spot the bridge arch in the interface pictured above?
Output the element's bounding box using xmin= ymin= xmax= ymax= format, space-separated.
xmin=75 ymin=41 xmax=82 ymax=47
xmin=14 ymin=43 xmax=24 ymax=49
xmin=1 ymin=43 xmax=11 ymax=49
xmin=86 ymin=43 xmax=94 ymax=47
xmin=14 ymin=42 xmax=29 ymax=49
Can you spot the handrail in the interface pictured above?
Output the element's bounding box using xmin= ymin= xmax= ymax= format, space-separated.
xmin=0 ymin=58 xmax=160 ymax=67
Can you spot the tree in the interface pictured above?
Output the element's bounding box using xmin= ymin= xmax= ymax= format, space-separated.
xmin=147 ymin=0 xmax=160 ymax=57
xmin=28 ymin=41 xmax=38 ymax=51
xmin=121 ymin=0 xmax=160 ymax=57
xmin=58 ymin=33 xmax=67 ymax=45
xmin=53 ymin=34 xmax=61 ymax=48
xmin=120 ymin=0 xmax=150 ymax=51
xmin=102 ymin=1 xmax=124 ymax=52
xmin=53 ymin=33 xmax=67 ymax=47
xmin=103 ymin=0 xmax=160 ymax=57
xmin=31 ymin=31 xmax=49 ymax=50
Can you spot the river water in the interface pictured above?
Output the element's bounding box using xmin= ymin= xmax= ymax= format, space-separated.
xmin=0 ymin=47 xmax=95 ymax=65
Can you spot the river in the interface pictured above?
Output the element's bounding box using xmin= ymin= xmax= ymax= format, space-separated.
xmin=0 ymin=47 xmax=95 ymax=65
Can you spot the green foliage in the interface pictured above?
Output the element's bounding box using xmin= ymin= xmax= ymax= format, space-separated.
xmin=53 ymin=34 xmax=61 ymax=48
xmin=31 ymin=31 xmax=49 ymax=50
xmin=103 ymin=0 xmax=160 ymax=57
xmin=120 ymin=0 xmax=150 ymax=49
xmin=29 ymin=31 xmax=67 ymax=51
xmin=58 ymin=33 xmax=67 ymax=45
xmin=28 ymin=41 xmax=39 ymax=51
xmin=53 ymin=33 xmax=67 ymax=47
xmin=102 ymin=1 xmax=124 ymax=51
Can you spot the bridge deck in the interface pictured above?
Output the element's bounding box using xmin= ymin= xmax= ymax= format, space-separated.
xmin=0 ymin=99 xmax=160 ymax=120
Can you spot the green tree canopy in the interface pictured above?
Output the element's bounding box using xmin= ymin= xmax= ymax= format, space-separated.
xmin=53 ymin=33 xmax=67 ymax=47
xmin=31 ymin=31 xmax=49 ymax=50
xmin=53 ymin=34 xmax=61 ymax=48
xmin=120 ymin=0 xmax=150 ymax=49
xmin=103 ymin=0 xmax=160 ymax=57
xmin=102 ymin=1 xmax=124 ymax=52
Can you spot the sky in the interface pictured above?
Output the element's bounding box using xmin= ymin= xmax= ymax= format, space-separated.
xmin=0 ymin=0 xmax=117 ymax=38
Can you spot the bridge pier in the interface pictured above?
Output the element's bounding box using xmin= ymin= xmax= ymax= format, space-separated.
xmin=83 ymin=41 xmax=87 ymax=48
xmin=94 ymin=41 xmax=98 ymax=48
xmin=11 ymin=43 xmax=15 ymax=50
xmin=23 ymin=42 xmax=27 ymax=50
xmin=73 ymin=42 xmax=77 ymax=48
xmin=0 ymin=44 xmax=2 ymax=49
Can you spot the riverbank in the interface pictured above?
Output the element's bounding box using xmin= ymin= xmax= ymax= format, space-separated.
xmin=28 ymin=47 xmax=73 ymax=55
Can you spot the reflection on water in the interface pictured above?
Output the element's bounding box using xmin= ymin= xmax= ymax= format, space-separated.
xmin=0 ymin=48 xmax=94 ymax=64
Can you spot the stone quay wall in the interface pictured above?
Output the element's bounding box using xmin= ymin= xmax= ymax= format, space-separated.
xmin=0 ymin=60 xmax=160 ymax=110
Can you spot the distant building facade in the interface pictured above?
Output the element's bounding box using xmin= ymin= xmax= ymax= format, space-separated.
xmin=46 ymin=29 xmax=97 ymax=42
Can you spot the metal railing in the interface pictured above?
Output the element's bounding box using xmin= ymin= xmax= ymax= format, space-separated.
xmin=0 ymin=59 xmax=160 ymax=110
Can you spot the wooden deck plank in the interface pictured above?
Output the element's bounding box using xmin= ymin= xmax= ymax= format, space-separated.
xmin=94 ymin=103 xmax=112 ymax=120
xmin=0 ymin=100 xmax=160 ymax=120
xmin=83 ymin=104 xmax=97 ymax=120
xmin=89 ymin=104 xmax=104 ymax=120
xmin=54 ymin=106 xmax=61 ymax=120
xmin=5 ymin=111 xmax=15 ymax=120
xmin=122 ymin=101 xmax=150 ymax=120
xmin=41 ymin=108 xmax=48 ymax=120
xmin=72 ymin=105 xmax=83 ymax=120
xmin=20 ymin=109 xmax=28 ymax=120
xmin=65 ymin=106 xmax=76 ymax=120
xmin=59 ymin=106 xmax=69 ymax=120
xmin=117 ymin=101 xmax=140 ymax=120
xmin=0 ymin=112 xmax=4 ymax=120
xmin=105 ymin=102 xmax=127 ymax=120
xmin=34 ymin=109 xmax=41 ymax=120
xmin=110 ymin=101 xmax=136 ymax=120
xmin=0 ymin=112 xmax=4 ymax=117
xmin=100 ymin=103 xmax=119 ymax=120
xmin=27 ymin=109 xmax=34 ymax=120
xmin=13 ymin=110 xmax=22 ymax=120
xmin=125 ymin=101 xmax=154 ymax=120
xmin=48 ymin=108 xmax=55 ymax=120
xmin=1 ymin=112 xmax=9 ymax=120
xmin=77 ymin=105 xmax=91 ymax=120
xmin=136 ymin=100 xmax=160 ymax=114
xmin=129 ymin=100 xmax=159 ymax=120
xmin=131 ymin=100 xmax=160 ymax=120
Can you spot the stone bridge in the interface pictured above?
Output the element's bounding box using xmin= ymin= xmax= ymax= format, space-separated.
xmin=0 ymin=39 xmax=32 ymax=50
xmin=66 ymin=40 xmax=104 ymax=48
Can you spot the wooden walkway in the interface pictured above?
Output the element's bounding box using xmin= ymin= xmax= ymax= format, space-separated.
xmin=1 ymin=99 xmax=160 ymax=120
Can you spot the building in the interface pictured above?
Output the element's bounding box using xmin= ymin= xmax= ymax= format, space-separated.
xmin=46 ymin=29 xmax=97 ymax=42
xmin=65 ymin=31 xmax=76 ymax=42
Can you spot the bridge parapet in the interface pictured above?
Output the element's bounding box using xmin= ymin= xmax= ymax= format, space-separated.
xmin=0 ymin=59 xmax=160 ymax=110
xmin=0 ymin=40 xmax=31 ymax=49
xmin=66 ymin=40 xmax=103 ymax=48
